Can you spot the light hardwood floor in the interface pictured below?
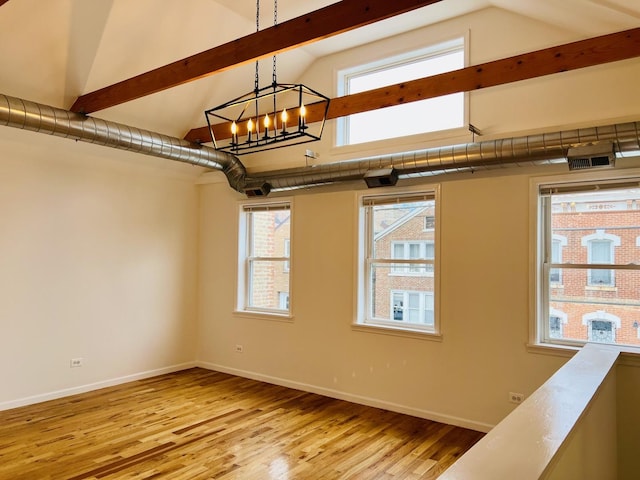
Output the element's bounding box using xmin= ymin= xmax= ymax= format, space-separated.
xmin=0 ymin=368 xmax=483 ymax=479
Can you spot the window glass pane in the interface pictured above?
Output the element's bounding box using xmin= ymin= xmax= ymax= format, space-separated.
xmin=589 ymin=268 xmax=612 ymax=286
xmin=370 ymin=265 xmax=434 ymax=325
xmin=392 ymin=293 xmax=404 ymax=321
xmin=347 ymin=95 xmax=464 ymax=145
xmin=550 ymin=240 xmax=561 ymax=283
xmin=249 ymin=260 xmax=289 ymax=310
xmin=241 ymin=202 xmax=291 ymax=315
xmin=250 ymin=210 xmax=291 ymax=258
xmin=372 ymin=201 xmax=434 ymax=261
xmin=549 ymin=316 xmax=562 ymax=339
xmin=424 ymin=294 xmax=435 ymax=326
xmin=341 ymin=41 xmax=464 ymax=145
xmin=393 ymin=243 xmax=405 ymax=259
xmin=407 ymin=293 xmax=420 ymax=323
xmin=349 ymin=51 xmax=464 ymax=93
xmin=590 ymin=240 xmax=611 ymax=263
xmin=424 ymin=242 xmax=435 ymax=259
xmin=542 ymin=183 xmax=640 ymax=346
xmin=364 ymin=192 xmax=437 ymax=332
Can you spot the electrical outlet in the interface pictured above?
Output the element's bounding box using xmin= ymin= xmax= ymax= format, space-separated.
xmin=509 ymin=392 xmax=524 ymax=404
xmin=235 ymin=344 xmax=244 ymax=353
xmin=70 ymin=358 xmax=83 ymax=368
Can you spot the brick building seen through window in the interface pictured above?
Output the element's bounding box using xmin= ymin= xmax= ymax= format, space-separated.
xmin=545 ymin=187 xmax=640 ymax=346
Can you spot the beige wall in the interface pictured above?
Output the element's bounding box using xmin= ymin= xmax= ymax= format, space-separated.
xmin=542 ymin=370 xmax=618 ymax=480
xmin=0 ymin=127 xmax=200 ymax=408
xmin=196 ymin=7 xmax=640 ymax=430
xmin=616 ymin=360 xmax=640 ymax=480
xmin=197 ymin=167 xmax=574 ymax=430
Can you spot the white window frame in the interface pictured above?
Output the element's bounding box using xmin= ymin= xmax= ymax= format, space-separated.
xmin=355 ymin=186 xmax=441 ymax=339
xmin=529 ymin=170 xmax=640 ymax=351
xmin=336 ymin=36 xmax=467 ymax=148
xmin=237 ymin=199 xmax=292 ymax=318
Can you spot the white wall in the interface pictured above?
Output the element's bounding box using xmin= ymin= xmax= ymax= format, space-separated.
xmin=0 ymin=127 xmax=200 ymax=409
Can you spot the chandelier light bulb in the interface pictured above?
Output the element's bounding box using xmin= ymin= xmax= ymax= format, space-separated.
xmin=231 ymin=121 xmax=238 ymax=145
xmin=299 ymin=103 xmax=306 ymax=128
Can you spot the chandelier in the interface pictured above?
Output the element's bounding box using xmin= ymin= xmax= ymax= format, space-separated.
xmin=205 ymin=0 xmax=330 ymax=156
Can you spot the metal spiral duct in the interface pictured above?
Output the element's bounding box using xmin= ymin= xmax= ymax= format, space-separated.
xmin=0 ymin=93 xmax=247 ymax=191
xmin=1 ymin=93 xmax=640 ymax=194
xmin=251 ymin=122 xmax=640 ymax=191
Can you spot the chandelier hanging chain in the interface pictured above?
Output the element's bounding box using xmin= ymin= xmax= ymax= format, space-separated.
xmin=204 ymin=0 xmax=329 ymax=157
xmin=254 ymin=0 xmax=260 ymax=92
xmin=272 ymin=0 xmax=278 ymax=85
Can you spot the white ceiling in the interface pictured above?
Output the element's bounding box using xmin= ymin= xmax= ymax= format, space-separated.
xmin=0 ymin=0 xmax=638 ymax=141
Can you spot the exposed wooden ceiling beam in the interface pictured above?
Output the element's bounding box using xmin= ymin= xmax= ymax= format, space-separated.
xmin=184 ymin=26 xmax=640 ymax=143
xmin=70 ymin=0 xmax=442 ymax=114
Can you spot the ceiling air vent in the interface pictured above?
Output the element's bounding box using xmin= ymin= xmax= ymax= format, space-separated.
xmin=364 ymin=168 xmax=399 ymax=188
xmin=567 ymin=142 xmax=615 ymax=171
xmin=243 ymin=182 xmax=271 ymax=197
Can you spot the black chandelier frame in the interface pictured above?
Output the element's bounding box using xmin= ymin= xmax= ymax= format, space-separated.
xmin=205 ymin=82 xmax=330 ymax=155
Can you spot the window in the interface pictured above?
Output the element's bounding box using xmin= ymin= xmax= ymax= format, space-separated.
xmin=550 ymin=235 xmax=567 ymax=284
xmin=581 ymin=230 xmax=620 ymax=286
xmin=238 ymin=201 xmax=291 ymax=315
xmin=549 ymin=316 xmax=563 ymax=339
xmin=424 ymin=216 xmax=435 ymax=230
xmin=536 ymin=179 xmax=640 ymax=347
xmin=392 ymin=291 xmax=435 ymax=325
xmin=278 ymin=292 xmax=290 ymax=310
xmin=337 ymin=38 xmax=465 ymax=146
xmin=283 ymin=239 xmax=290 ymax=273
xmin=358 ymin=189 xmax=439 ymax=334
xmin=548 ymin=308 xmax=567 ymax=340
xmin=583 ymin=311 xmax=621 ymax=343
xmin=391 ymin=241 xmax=434 ymax=275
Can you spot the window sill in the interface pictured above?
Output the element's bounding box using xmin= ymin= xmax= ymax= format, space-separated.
xmin=585 ymin=285 xmax=617 ymax=291
xmin=233 ymin=310 xmax=294 ymax=323
xmin=388 ymin=273 xmax=434 ymax=277
xmin=352 ymin=322 xmax=443 ymax=341
xmin=528 ymin=341 xmax=640 ymax=361
xmin=526 ymin=342 xmax=580 ymax=357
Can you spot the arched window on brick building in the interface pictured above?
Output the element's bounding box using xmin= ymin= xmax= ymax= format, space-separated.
xmin=549 ymin=307 xmax=567 ymax=339
xmin=582 ymin=311 xmax=621 ymax=343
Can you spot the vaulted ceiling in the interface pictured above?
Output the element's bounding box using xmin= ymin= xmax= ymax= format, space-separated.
xmin=1 ymin=0 xmax=639 ymax=166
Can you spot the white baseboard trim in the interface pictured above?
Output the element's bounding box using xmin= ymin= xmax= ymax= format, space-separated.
xmin=0 ymin=362 xmax=197 ymax=412
xmin=196 ymin=361 xmax=494 ymax=433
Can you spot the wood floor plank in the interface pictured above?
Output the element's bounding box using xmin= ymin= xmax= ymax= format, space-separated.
xmin=0 ymin=368 xmax=483 ymax=479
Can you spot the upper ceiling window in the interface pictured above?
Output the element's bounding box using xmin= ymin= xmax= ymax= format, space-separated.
xmin=337 ymin=37 xmax=465 ymax=146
